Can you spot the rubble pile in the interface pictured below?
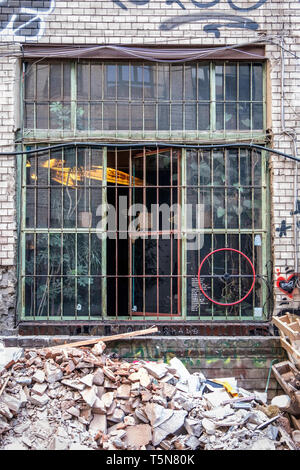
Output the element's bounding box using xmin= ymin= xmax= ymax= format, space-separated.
xmin=0 ymin=341 xmax=299 ymax=450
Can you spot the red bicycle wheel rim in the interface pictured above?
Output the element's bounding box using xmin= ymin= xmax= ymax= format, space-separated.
xmin=197 ymin=248 xmax=256 ymax=306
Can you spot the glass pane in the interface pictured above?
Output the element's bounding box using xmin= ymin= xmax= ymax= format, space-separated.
xmin=252 ymin=64 xmax=263 ymax=101
xmin=227 ymin=149 xmax=239 ymax=186
xmin=185 ymin=104 xmax=197 ymax=130
xmin=200 ymin=151 xmax=211 ymax=186
xmin=77 ymin=64 xmax=90 ymax=100
xmin=25 ymin=64 xmax=35 ymax=100
xmin=25 ymin=234 xmax=35 ymax=275
xmin=216 ymin=103 xmax=224 ymax=130
xmin=131 ymin=104 xmax=143 ymax=130
xmin=90 ymin=234 xmax=102 ymax=276
xmin=227 ymin=188 xmax=239 ymax=228
xmin=36 ymin=277 xmax=48 ymax=317
xmin=36 ymin=104 xmax=48 ymax=129
xmin=49 ymin=102 xmax=71 ymax=130
xmin=63 ymin=187 xmax=76 ymax=228
xmin=63 ymin=63 xmax=71 ymax=100
xmin=144 ymin=65 xmax=156 ymax=101
xmin=186 ymin=150 xmax=198 ymax=185
xmin=171 ymin=104 xmax=183 ymax=130
xmin=103 ymin=103 xmax=116 ymax=130
xmin=91 ymin=64 xmax=102 ymax=100
xmin=50 ymin=64 xmax=62 ymax=100
xmin=185 ymin=65 xmax=197 ymax=100
xmin=171 ymin=66 xmax=183 ymax=100
xmin=26 ymin=154 xmax=37 ymax=185
xmin=157 ymin=65 xmax=169 ymax=100
xmin=25 ymin=277 xmax=34 ymax=317
xmin=253 ymin=150 xmax=261 ymax=186
xmin=198 ymin=64 xmax=210 ymax=101
xmin=240 ymin=188 xmax=252 ymax=229
xmin=36 ymin=233 xmax=48 ymax=276
xmin=49 ymin=275 xmax=62 ymax=317
xmin=225 ymin=64 xmax=237 ymax=101
xmin=104 ymin=64 xmax=116 ymax=99
xmin=213 ymin=151 xmax=225 ymax=185
xmin=144 ymin=103 xmax=156 ymax=130
xmin=239 ymin=102 xmax=251 ymax=130
xmin=25 ymin=188 xmax=35 ymax=228
xmin=37 ymin=189 xmax=48 ymax=228
xmin=213 ymin=188 xmax=225 ymax=228
xmin=240 ymin=149 xmax=252 ymax=186
xmin=198 ymin=103 xmax=210 ymax=130
xmin=50 ymin=188 xmax=62 ymax=228
xmin=117 ymin=102 xmax=129 ymax=130
xmin=254 ymin=188 xmax=262 ymax=229
xmin=36 ymin=64 xmax=48 ymax=100
xmin=158 ymin=103 xmax=170 ymax=130
xmin=215 ymin=65 xmax=224 ymax=101
xmin=145 ymin=277 xmax=157 ymax=313
xmin=25 ymin=103 xmax=34 ymax=128
xmin=252 ymin=103 xmax=263 ymax=129
xmin=225 ymin=103 xmax=237 ymax=130
xmin=90 ymin=277 xmax=101 ymax=316
xmin=117 ymin=64 xmax=129 ymax=99
xmin=239 ymin=64 xmax=251 ymax=101
xmin=131 ymin=64 xmax=143 ymax=100
xmin=77 ymin=103 xmax=88 ymax=131
xmin=90 ymin=103 xmax=102 ymax=130
xmin=159 ymin=278 xmax=171 ymax=313
xmin=63 ymin=234 xmax=75 ymax=275
xmin=63 ymin=277 xmax=75 ymax=316
xmin=49 ymin=233 xmax=62 ymax=276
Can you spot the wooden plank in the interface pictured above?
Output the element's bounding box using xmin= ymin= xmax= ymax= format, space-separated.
xmin=280 ymin=337 xmax=300 ymax=365
xmin=291 ymin=415 xmax=300 ymax=431
xmin=272 ymin=361 xmax=299 ymax=401
xmin=46 ymin=326 xmax=159 ymax=349
xmin=273 ymin=316 xmax=300 ymax=341
xmin=272 ymin=363 xmax=296 ymax=397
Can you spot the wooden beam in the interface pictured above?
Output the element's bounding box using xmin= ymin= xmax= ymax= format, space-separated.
xmin=47 ymin=326 xmax=159 ymax=349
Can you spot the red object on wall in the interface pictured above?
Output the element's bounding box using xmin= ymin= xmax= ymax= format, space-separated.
xmin=198 ymin=248 xmax=256 ymax=307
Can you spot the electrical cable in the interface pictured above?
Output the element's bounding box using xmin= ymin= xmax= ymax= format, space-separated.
xmin=0 ymin=141 xmax=299 ymax=163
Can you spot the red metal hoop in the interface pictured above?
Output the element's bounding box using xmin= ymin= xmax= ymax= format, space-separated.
xmin=197 ymin=248 xmax=256 ymax=306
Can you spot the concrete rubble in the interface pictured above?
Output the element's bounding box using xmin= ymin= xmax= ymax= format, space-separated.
xmin=0 ymin=341 xmax=299 ymax=451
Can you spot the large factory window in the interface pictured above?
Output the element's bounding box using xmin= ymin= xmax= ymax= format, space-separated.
xmin=20 ymin=59 xmax=270 ymax=322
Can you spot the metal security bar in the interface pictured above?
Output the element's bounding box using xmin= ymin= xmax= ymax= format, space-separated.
xmin=20 ymin=145 xmax=270 ymax=321
xmin=23 ymin=61 xmax=266 ymax=141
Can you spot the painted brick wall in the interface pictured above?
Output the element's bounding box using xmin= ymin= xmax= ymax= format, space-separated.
xmin=0 ymin=1 xmax=299 ymax=330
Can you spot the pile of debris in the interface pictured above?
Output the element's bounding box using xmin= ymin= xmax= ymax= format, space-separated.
xmin=0 ymin=340 xmax=299 ymax=450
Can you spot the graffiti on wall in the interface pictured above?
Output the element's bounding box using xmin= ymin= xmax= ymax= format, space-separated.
xmin=0 ymin=0 xmax=55 ymax=40
xmin=113 ymin=0 xmax=267 ymax=36
xmin=0 ymin=0 xmax=267 ymax=40
xmin=276 ymin=267 xmax=300 ymax=299
xmin=275 ymin=196 xmax=300 ymax=310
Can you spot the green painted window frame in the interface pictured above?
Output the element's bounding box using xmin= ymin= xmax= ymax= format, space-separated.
xmin=18 ymin=146 xmax=270 ymax=322
xmin=23 ymin=60 xmax=267 ymax=142
xmin=18 ymin=57 xmax=270 ymax=322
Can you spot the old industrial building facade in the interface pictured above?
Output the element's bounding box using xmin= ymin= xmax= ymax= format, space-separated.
xmin=0 ymin=0 xmax=299 ymax=384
